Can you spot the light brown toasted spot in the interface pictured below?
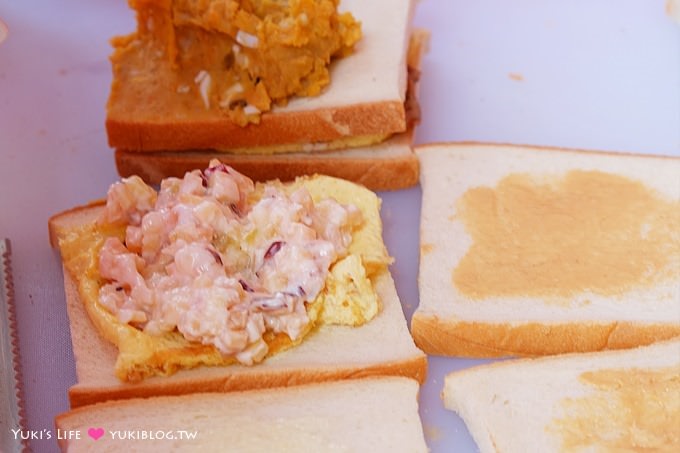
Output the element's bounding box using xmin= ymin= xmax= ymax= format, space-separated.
xmin=550 ymin=366 xmax=680 ymax=451
xmin=453 ymin=170 xmax=680 ymax=299
xmin=420 ymin=243 xmax=434 ymax=256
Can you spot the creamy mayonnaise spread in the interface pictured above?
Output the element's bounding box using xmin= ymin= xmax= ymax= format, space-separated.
xmin=97 ymin=160 xmax=361 ymax=365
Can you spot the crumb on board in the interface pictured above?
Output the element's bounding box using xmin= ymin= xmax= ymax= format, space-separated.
xmin=423 ymin=424 xmax=444 ymax=442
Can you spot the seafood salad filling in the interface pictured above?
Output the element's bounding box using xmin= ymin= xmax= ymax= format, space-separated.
xmin=97 ymin=160 xmax=362 ymax=365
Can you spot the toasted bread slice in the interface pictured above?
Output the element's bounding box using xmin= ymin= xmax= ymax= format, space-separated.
xmin=115 ymin=128 xmax=419 ymax=190
xmin=442 ymin=338 xmax=680 ymax=453
xmin=56 ymin=377 xmax=427 ymax=452
xmin=414 ymin=142 xmax=680 ymax=357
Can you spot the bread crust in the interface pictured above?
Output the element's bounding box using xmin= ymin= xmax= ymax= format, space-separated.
xmin=48 ymin=200 xmax=105 ymax=248
xmin=416 ymin=141 xmax=680 ymax=162
xmin=107 ymin=101 xmax=407 ymax=151
xmin=114 ymin=139 xmax=419 ymax=191
xmin=68 ymin=353 xmax=427 ymax=408
xmin=411 ymin=312 xmax=680 ymax=358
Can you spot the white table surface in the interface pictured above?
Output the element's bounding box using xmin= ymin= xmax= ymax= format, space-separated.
xmin=1 ymin=1 xmax=678 ymax=452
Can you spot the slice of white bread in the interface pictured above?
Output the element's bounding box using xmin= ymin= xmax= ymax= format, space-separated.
xmin=49 ymin=203 xmax=426 ymax=408
xmin=111 ymin=27 xmax=430 ymax=191
xmin=56 ymin=376 xmax=428 ymax=452
xmin=442 ymin=338 xmax=680 ymax=453
xmin=114 ymin=124 xmax=419 ymax=191
xmin=414 ymin=142 xmax=680 ymax=357
xmin=107 ymin=0 xmax=416 ymax=151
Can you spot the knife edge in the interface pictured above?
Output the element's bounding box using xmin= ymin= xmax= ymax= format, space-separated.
xmin=1 ymin=239 xmax=29 ymax=452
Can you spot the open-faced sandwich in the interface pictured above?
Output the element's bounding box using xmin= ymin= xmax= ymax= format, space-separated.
xmin=49 ymin=161 xmax=425 ymax=406
xmin=414 ymin=142 xmax=680 ymax=357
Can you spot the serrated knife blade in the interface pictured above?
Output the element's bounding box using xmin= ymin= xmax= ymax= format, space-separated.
xmin=0 ymin=239 xmax=28 ymax=452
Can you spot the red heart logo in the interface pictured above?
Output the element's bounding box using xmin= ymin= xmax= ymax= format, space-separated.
xmin=87 ymin=427 xmax=105 ymax=441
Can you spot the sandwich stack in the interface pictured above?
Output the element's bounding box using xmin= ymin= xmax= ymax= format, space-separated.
xmin=108 ymin=0 xmax=427 ymax=190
